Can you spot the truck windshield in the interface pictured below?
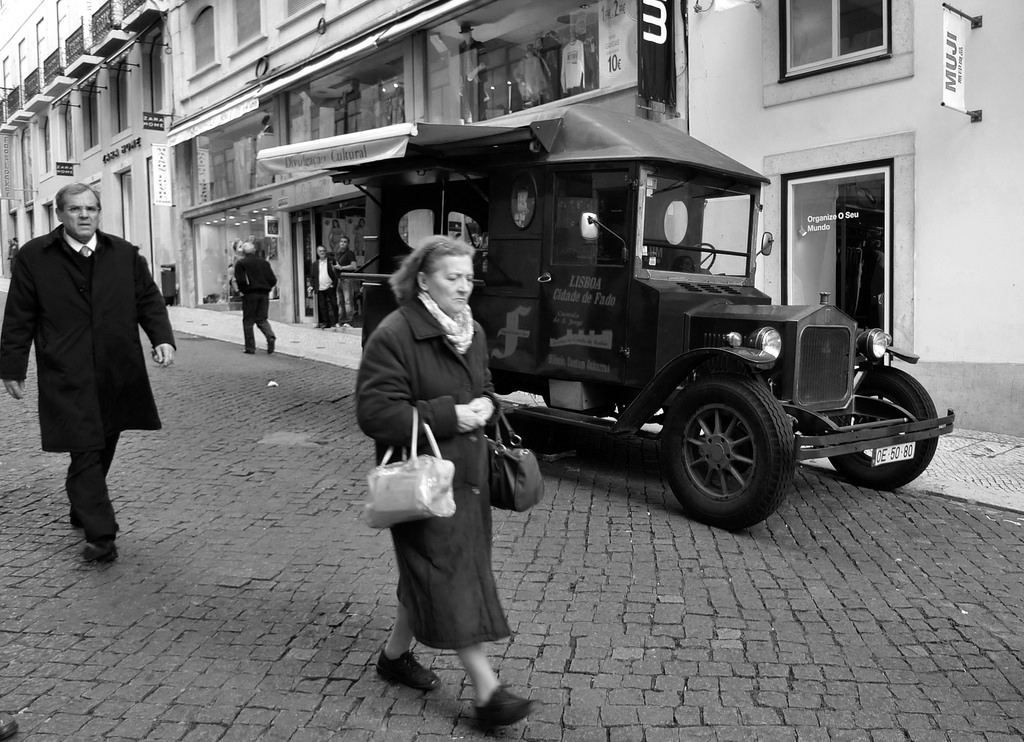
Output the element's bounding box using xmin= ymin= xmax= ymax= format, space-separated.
xmin=641 ymin=171 xmax=757 ymax=279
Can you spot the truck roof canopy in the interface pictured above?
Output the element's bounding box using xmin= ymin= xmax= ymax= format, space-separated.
xmin=256 ymin=104 xmax=768 ymax=185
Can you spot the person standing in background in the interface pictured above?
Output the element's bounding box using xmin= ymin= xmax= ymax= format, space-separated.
xmin=0 ymin=183 xmax=175 ymax=563
xmin=310 ymin=244 xmax=339 ymax=328
xmin=234 ymin=241 xmax=277 ymax=354
xmin=334 ymin=235 xmax=358 ymax=325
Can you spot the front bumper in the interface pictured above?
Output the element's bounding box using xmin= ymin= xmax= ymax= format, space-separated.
xmin=787 ymin=398 xmax=956 ymax=460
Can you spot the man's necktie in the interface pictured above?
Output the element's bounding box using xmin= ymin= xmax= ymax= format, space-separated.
xmin=80 ymin=246 xmax=92 ymax=258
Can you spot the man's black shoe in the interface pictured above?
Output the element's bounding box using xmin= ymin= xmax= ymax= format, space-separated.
xmin=243 ymin=348 xmax=255 ymax=354
xmin=69 ymin=510 xmax=83 ymax=528
xmin=375 ymin=649 xmax=440 ymax=691
xmin=474 ymin=686 xmax=538 ymax=728
xmin=82 ymin=540 xmax=118 ymax=563
xmin=267 ymin=338 xmax=275 ymax=354
xmin=0 ymin=712 xmax=18 ymax=740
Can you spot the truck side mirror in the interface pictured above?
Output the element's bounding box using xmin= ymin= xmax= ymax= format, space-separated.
xmin=581 ymin=212 xmax=599 ymax=242
xmin=759 ymin=232 xmax=775 ymax=257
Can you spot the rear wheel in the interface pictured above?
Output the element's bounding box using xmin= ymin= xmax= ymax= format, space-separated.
xmin=828 ymin=366 xmax=938 ymax=490
xmin=660 ymin=375 xmax=794 ymax=530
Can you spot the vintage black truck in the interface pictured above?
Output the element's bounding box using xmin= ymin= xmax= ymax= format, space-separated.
xmin=259 ymin=104 xmax=955 ymax=530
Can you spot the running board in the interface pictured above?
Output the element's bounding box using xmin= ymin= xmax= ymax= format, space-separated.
xmin=507 ymin=405 xmax=660 ymax=439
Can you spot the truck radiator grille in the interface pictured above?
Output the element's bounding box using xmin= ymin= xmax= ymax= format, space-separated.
xmin=795 ymin=326 xmax=852 ymax=406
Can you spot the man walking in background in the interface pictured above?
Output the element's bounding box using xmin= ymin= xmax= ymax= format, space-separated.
xmin=0 ymin=183 xmax=175 ymax=563
xmin=234 ymin=241 xmax=277 ymax=354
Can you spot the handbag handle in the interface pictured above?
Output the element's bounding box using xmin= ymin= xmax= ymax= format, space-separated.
xmin=492 ymin=407 xmax=523 ymax=448
xmin=379 ymin=406 xmax=443 ymax=465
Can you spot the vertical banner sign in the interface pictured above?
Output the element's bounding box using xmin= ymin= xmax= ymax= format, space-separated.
xmin=151 ymin=143 xmax=172 ymax=207
xmin=196 ymin=147 xmax=211 ymax=203
xmin=0 ymin=135 xmax=14 ymax=201
xmin=638 ymin=0 xmax=675 ymax=105
xmin=941 ymin=6 xmax=969 ymax=113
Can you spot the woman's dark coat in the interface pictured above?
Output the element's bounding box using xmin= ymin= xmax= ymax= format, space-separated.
xmin=356 ymin=300 xmax=510 ymax=649
xmin=0 ymin=227 xmax=175 ymax=452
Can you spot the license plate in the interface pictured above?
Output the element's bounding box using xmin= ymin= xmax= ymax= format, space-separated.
xmin=871 ymin=441 xmax=916 ymax=466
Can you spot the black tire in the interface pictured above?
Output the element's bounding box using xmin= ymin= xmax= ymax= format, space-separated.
xmin=828 ymin=366 xmax=938 ymax=490
xmin=660 ymin=375 xmax=794 ymax=530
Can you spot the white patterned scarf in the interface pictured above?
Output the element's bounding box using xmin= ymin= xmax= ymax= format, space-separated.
xmin=419 ymin=292 xmax=475 ymax=355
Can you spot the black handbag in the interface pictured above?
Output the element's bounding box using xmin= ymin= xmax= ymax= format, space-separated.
xmin=488 ymin=408 xmax=544 ymax=511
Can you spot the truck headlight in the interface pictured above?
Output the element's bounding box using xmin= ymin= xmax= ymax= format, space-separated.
xmin=747 ymin=327 xmax=782 ymax=359
xmin=857 ymin=328 xmax=891 ymax=360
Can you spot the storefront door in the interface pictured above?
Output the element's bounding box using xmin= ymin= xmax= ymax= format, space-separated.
xmin=786 ymin=165 xmax=890 ymax=331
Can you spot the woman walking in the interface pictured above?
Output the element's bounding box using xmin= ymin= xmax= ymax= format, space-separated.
xmin=356 ymin=235 xmax=537 ymax=728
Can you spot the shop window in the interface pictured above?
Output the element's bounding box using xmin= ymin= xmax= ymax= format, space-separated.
xmin=552 ymin=171 xmax=629 ymax=266
xmin=286 ymin=51 xmax=405 ymax=141
xmin=195 ymin=202 xmax=276 ymax=305
xmin=783 ymin=0 xmax=889 ymax=79
xmin=191 ymin=100 xmax=278 ymax=205
xmin=786 ymin=165 xmax=890 ymax=330
xmin=193 ymin=6 xmax=215 ymax=71
xmin=236 ymin=0 xmax=261 ymax=45
xmin=426 ymin=0 xmax=636 ymax=124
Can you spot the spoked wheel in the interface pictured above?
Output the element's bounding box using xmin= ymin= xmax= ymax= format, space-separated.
xmin=660 ymin=375 xmax=793 ymax=530
xmin=828 ymin=366 xmax=938 ymax=490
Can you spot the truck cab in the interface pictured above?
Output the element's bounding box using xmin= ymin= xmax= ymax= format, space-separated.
xmin=259 ymin=105 xmax=954 ymax=530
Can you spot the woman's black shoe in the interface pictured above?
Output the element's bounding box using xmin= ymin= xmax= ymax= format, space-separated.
xmin=474 ymin=685 xmax=538 ymax=728
xmin=0 ymin=712 xmax=19 ymax=740
xmin=375 ymin=649 xmax=440 ymax=691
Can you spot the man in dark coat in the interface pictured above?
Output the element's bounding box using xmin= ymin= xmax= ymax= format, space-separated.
xmin=234 ymin=241 xmax=277 ymax=354
xmin=0 ymin=182 xmax=175 ymax=563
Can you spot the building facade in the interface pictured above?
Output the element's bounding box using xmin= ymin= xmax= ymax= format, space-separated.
xmin=687 ymin=0 xmax=1022 ymax=434
xmin=0 ymin=0 xmax=174 ymax=293
xmin=163 ymin=0 xmax=683 ymax=328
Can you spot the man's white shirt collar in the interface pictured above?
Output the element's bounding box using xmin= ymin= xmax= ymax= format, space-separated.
xmin=64 ymin=230 xmax=99 ymax=255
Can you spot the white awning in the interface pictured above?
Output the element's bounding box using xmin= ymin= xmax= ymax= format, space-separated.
xmin=167 ymin=91 xmax=260 ymax=147
xmin=256 ymin=121 xmax=533 ymax=175
xmin=256 ymin=123 xmax=417 ymax=175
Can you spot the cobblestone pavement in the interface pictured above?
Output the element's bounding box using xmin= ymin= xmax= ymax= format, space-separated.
xmin=2 ymin=330 xmax=1024 ymax=741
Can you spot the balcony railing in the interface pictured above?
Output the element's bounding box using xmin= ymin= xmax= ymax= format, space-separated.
xmin=44 ymin=49 xmax=65 ymax=86
xmin=92 ymin=1 xmax=122 ymax=43
xmin=23 ymin=69 xmax=41 ymax=101
xmin=5 ymin=87 xmax=21 ymax=116
xmin=67 ymin=25 xmax=86 ymax=66
xmin=124 ymin=0 xmax=145 ymax=16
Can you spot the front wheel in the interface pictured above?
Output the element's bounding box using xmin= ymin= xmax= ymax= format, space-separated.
xmin=660 ymin=375 xmax=794 ymax=530
xmin=828 ymin=366 xmax=938 ymax=490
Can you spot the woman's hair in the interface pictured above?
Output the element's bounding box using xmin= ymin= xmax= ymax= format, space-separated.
xmin=390 ymin=235 xmax=475 ymax=304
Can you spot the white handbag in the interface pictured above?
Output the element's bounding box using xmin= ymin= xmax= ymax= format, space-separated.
xmin=364 ymin=407 xmax=456 ymax=529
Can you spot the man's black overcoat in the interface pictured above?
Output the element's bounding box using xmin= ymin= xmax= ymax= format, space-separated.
xmin=0 ymin=227 xmax=175 ymax=452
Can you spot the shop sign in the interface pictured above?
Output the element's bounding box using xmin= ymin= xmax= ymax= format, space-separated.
xmin=143 ymin=112 xmax=166 ymax=131
xmin=0 ymin=135 xmax=13 ymax=201
xmin=264 ymin=215 xmax=279 ymax=236
xmin=599 ymin=0 xmax=638 ymax=88
xmin=196 ymin=147 xmax=211 ymax=203
xmin=102 ymin=136 xmax=143 ymax=164
xmin=638 ymin=0 xmax=675 ymax=105
xmin=151 ymin=144 xmax=172 ymax=207
xmin=55 ymin=161 xmax=75 ymax=176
